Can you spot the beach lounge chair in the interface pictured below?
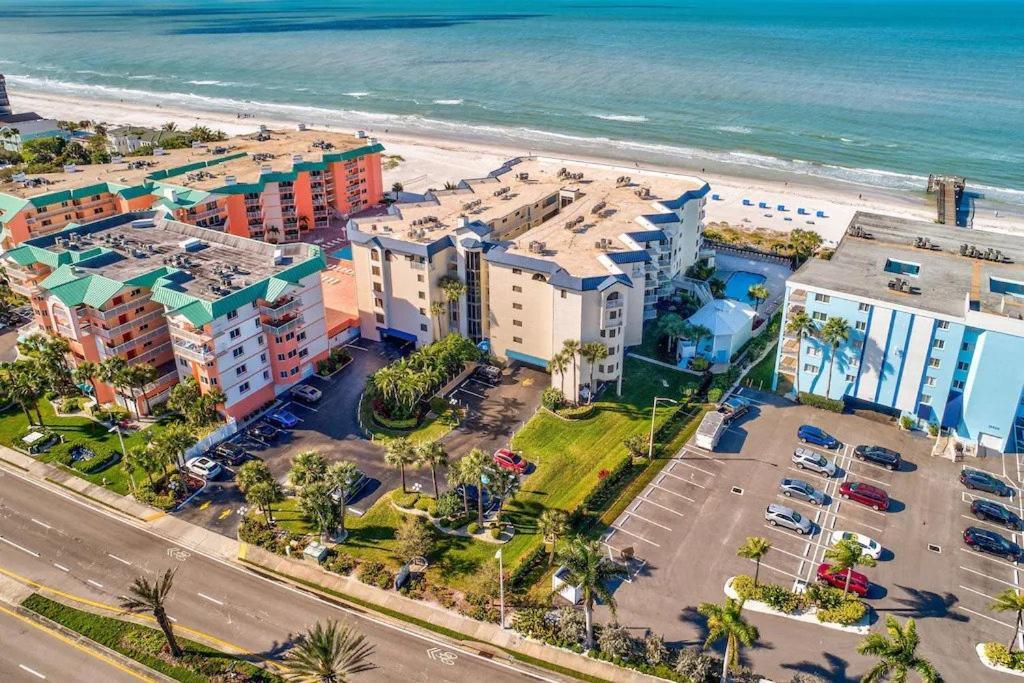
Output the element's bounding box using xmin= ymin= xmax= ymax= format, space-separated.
xmin=742 ymin=198 xmax=752 ymax=206
xmin=777 ymin=204 xmax=786 ymax=211
xmin=816 ymin=210 xmax=826 ymax=218
xmin=798 ymin=208 xmax=808 ymax=215
xmin=712 ymin=194 xmax=721 ymax=201
xmin=758 ymin=201 xmax=768 ymax=209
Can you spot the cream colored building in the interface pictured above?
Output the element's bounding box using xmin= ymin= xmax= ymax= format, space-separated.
xmin=348 ymin=157 xmax=709 ymax=398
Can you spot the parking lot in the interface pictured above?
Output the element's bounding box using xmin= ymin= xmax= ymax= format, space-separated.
xmin=599 ymin=387 xmax=1024 ymax=681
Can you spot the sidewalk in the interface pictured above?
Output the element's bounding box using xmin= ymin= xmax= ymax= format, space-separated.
xmin=0 ymin=445 xmax=665 ymax=683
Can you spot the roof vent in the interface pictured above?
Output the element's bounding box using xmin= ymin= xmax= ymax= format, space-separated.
xmin=457 ymin=216 xmax=469 ymax=229
xmin=273 ymin=248 xmax=285 ymax=265
xmin=297 ymin=123 xmax=307 ymax=131
xmin=180 ymin=237 xmax=206 ymax=253
xmin=356 ymin=130 xmax=366 ymax=139
xmin=130 ymin=218 xmax=156 ymax=229
xmin=224 ymin=175 xmax=237 ymax=185
xmin=260 ymin=164 xmax=273 ymax=175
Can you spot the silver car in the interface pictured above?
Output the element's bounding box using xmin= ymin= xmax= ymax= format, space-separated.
xmin=765 ymin=503 xmax=812 ymax=535
xmin=792 ymin=447 xmax=837 ymax=477
xmin=780 ymin=478 xmax=827 ymax=505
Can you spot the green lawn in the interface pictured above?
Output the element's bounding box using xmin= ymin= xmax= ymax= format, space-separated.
xmin=741 ymin=341 xmax=786 ymax=394
xmin=22 ymin=593 xmax=280 ymax=683
xmin=361 ymin=395 xmax=460 ymax=445
xmin=634 ymin=321 xmax=674 ymax=363
xmin=0 ymin=400 xmax=182 ymax=495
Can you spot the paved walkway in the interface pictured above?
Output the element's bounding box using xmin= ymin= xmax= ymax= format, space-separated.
xmin=0 ymin=445 xmax=663 ymax=683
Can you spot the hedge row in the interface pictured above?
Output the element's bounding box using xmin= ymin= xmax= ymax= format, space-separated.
xmin=797 ymin=392 xmax=845 ymax=413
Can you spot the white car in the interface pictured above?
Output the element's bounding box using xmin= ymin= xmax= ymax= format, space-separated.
xmin=291 ymin=384 xmax=322 ymax=404
xmin=792 ymin=447 xmax=837 ymax=477
xmin=830 ymin=530 xmax=882 ymax=560
xmin=185 ymin=456 xmax=222 ymax=480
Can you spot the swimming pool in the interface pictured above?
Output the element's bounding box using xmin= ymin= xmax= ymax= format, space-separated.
xmin=331 ymin=245 xmax=353 ymax=260
xmin=724 ymin=271 xmax=767 ymax=305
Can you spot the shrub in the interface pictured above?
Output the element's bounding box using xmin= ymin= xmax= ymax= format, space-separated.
xmin=372 ymin=411 xmax=417 ymax=430
xmin=358 ymin=561 xmax=392 ymax=589
xmin=900 ymin=415 xmax=915 ymax=430
xmin=59 ymin=396 xmax=83 ymax=413
xmin=72 ymin=448 xmax=120 ymax=474
xmin=730 ymin=574 xmax=758 ymax=600
xmin=928 ymin=422 xmax=940 ymax=437
xmin=541 ymin=387 xmax=565 ymax=411
xmin=690 ymin=357 xmax=710 ymax=372
xmin=489 ymin=526 xmax=502 ymax=539
xmin=133 ymin=483 xmax=176 ymax=510
xmin=46 ymin=440 xmax=76 ymax=466
xmin=413 ymin=496 xmax=434 ymax=512
xmin=326 ymin=551 xmax=356 ymax=576
xmin=556 ymin=403 xmax=596 ymax=420
xmin=467 ymin=522 xmax=479 ymax=534
xmin=238 ymin=516 xmax=277 ymax=548
xmin=806 ymin=583 xmax=846 ymax=610
xmin=554 ymin=607 xmax=587 ymax=648
xmin=434 ymin=491 xmax=462 ymax=519
xmin=512 ymin=607 xmax=556 ymax=641
xmin=797 ymin=392 xmax=845 ymax=413
xmin=983 ymin=642 xmax=1014 ymax=668
xmin=93 ymin=403 xmax=129 ymax=423
xmin=707 ymin=387 xmax=723 ymax=403
xmin=644 ymin=633 xmax=669 ymax=667
xmin=675 ymin=647 xmax=721 ymax=682
xmin=758 ymin=583 xmax=806 ymax=613
xmin=392 ymin=491 xmax=420 ymax=509
xmin=597 ymin=622 xmax=637 ymax=660
xmin=816 ymin=599 xmax=866 ymax=625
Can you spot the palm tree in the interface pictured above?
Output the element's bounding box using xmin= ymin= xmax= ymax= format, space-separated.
xmin=748 ymin=283 xmax=770 ymax=314
xmin=445 ymin=457 xmax=472 ymax=517
xmin=709 ymin=277 xmax=726 ymax=299
xmin=124 ymin=447 xmax=156 ymax=486
xmin=461 ymin=448 xmax=491 ymax=527
xmin=289 ymin=451 xmax=328 ymax=489
xmin=990 ymin=588 xmax=1024 ymax=652
xmin=443 ymin=181 xmax=458 ymax=191
xmin=561 ymin=339 xmax=581 ymax=404
xmin=658 ymin=313 xmax=687 ymax=354
xmin=72 ymin=361 xmax=101 ymax=401
xmin=556 ymin=537 xmax=627 ymax=650
xmin=325 ymin=460 xmax=358 ymax=535
xmin=119 ymin=568 xmax=182 ymax=658
xmin=538 ymin=508 xmax=568 ymax=566
xmin=698 ymin=598 xmax=759 ymax=683
xmin=126 ymin=364 xmax=158 ymax=416
xmin=825 ymin=538 xmax=877 ymax=597
xmin=857 ymin=616 xmax=939 ymax=683
xmin=161 ymin=121 xmax=178 ymax=133
xmin=547 ymin=351 xmax=569 ymax=398
xmin=689 ymin=324 xmax=713 ymax=361
xmin=99 ymin=357 xmax=129 ymax=410
xmin=283 ymin=620 xmax=375 ymax=682
xmin=247 ymin=480 xmax=283 ymax=524
xmin=820 ymin=316 xmax=850 ymax=398
xmin=416 ymin=440 xmax=448 ymax=498
xmin=737 ymin=537 xmax=772 ymax=587
xmin=438 ymin=275 xmax=466 ymax=335
xmin=384 ymin=438 xmax=417 ymax=493
xmin=1 ymin=361 xmax=45 ymax=426
xmin=785 ymin=311 xmax=818 ymax=396
xmin=579 ymin=342 xmax=609 ymax=403
xmin=298 ymin=482 xmax=339 ymax=544
xmin=429 ymin=300 xmax=446 ymax=340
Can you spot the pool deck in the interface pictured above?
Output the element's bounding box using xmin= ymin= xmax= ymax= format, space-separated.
xmin=714 ymin=251 xmax=791 ymax=309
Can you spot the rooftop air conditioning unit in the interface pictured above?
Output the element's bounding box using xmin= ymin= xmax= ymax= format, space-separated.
xmin=260 ymin=164 xmax=273 ymax=174
xmin=297 ymin=123 xmax=307 ymax=131
xmin=224 ymin=175 xmax=237 ymax=185
xmin=260 ymin=124 xmax=268 ymax=133
xmin=292 ymin=154 xmax=303 ymax=163
xmin=356 ymin=130 xmax=366 ymax=139
xmin=273 ymin=248 xmax=285 ymax=265
xmin=179 ymin=237 xmax=205 ymax=253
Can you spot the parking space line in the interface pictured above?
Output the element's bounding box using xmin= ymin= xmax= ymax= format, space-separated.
xmin=958 ymin=605 xmax=1015 ymax=631
xmin=648 ymin=482 xmax=695 ymax=504
xmin=959 ymin=548 xmax=1021 ymax=570
xmin=637 ymin=495 xmax=686 ymax=518
xmin=819 ymin=508 xmax=885 ymax=534
xmin=610 ymin=525 xmax=661 ymax=547
xmin=763 ymin=524 xmax=815 ymax=541
xmin=624 ymin=509 xmax=671 ymax=531
xmin=960 ymin=565 xmax=1020 ymax=588
xmin=840 ymin=467 xmax=892 ymax=487
xmin=455 ymin=387 xmax=486 ymax=400
xmin=660 ymin=467 xmax=707 ymax=489
xmin=670 ymin=458 xmax=717 ymax=477
xmin=786 ymin=466 xmax=836 ymax=484
xmin=960 ymin=514 xmax=1019 ymax=533
xmin=962 ymin=491 xmax=1015 ymax=507
xmin=959 ymin=583 xmax=1004 ymax=603
xmin=757 ymin=561 xmax=805 ymax=581
xmin=764 ymin=544 xmax=814 ymax=562
xmin=680 ymin=446 xmax=725 ymax=464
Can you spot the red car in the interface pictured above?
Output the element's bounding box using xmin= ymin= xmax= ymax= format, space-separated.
xmin=493 ymin=448 xmax=527 ymax=474
xmin=839 ymin=481 xmax=889 ymax=511
xmin=816 ymin=563 xmax=870 ymax=597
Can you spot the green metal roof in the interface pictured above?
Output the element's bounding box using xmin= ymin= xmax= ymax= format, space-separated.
xmin=44 ymin=271 xmax=125 ymax=308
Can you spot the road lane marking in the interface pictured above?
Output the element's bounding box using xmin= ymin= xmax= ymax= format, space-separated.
xmin=959 ymin=548 xmax=1021 ymax=570
xmin=86 ymin=579 xmax=104 ymax=589
xmin=0 ymin=536 xmax=40 ymax=557
xmin=198 ymin=501 xmax=211 ymax=511
xmin=218 ymin=509 xmax=233 ymax=520
xmin=53 ymin=563 xmax=69 ymax=572
xmin=197 ymin=592 xmax=225 ymax=606
xmin=107 ymin=554 xmax=131 ymax=566
xmin=19 ymin=665 xmax=45 ymax=679
xmin=30 ymin=518 xmax=52 ymax=530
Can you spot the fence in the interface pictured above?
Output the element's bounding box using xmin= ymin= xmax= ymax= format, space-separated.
xmin=182 ymin=421 xmax=239 ymax=461
xmin=704 ymin=239 xmax=797 ymax=268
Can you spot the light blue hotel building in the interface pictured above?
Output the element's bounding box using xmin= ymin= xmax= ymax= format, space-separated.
xmin=773 ymin=213 xmax=1024 ymax=455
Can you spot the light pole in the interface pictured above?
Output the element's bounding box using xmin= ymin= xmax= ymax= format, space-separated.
xmin=495 ymin=548 xmax=505 ymax=629
xmin=109 ymin=423 xmax=129 ymax=488
xmin=648 ymin=397 xmax=678 ymax=460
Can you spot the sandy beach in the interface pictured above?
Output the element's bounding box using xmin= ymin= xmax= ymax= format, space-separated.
xmin=10 ymin=89 xmax=1018 ymax=244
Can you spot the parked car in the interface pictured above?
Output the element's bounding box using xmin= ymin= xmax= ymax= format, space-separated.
xmin=493 ymin=448 xmax=528 ymax=474
xmin=291 ymin=384 xmax=322 ymax=404
xmin=960 ymin=468 xmax=1013 ymax=497
xmin=964 ymin=526 xmax=1022 ymax=562
xmin=829 ymin=530 xmax=883 ymax=560
xmin=330 ymin=470 xmax=369 ymax=505
xmin=268 ymin=409 xmax=300 ymax=429
xmin=211 ymin=442 xmax=249 ymax=466
xmin=185 ymin=456 xmax=222 ymax=480
xmin=249 ymin=421 xmax=283 ymax=442
xmin=797 ymin=425 xmax=841 ymax=449
xmin=853 ymin=445 xmax=901 ymax=470
xmin=816 ymin=563 xmax=870 ymax=597
xmin=971 ymin=499 xmax=1024 ymax=531
xmin=839 ymin=481 xmax=889 ymax=511
xmin=792 ymin=447 xmax=837 ymax=477
xmin=454 ymin=484 xmax=500 ymax=514
xmin=718 ymin=396 xmax=751 ymax=422
xmin=764 ymin=503 xmax=812 ymax=535
xmin=475 ymin=365 xmax=503 ymax=384
xmin=779 ymin=478 xmax=827 ymax=505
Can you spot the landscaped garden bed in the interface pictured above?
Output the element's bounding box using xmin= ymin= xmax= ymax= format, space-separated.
xmin=726 ymin=574 xmax=869 ymax=633
xmin=315 ymin=347 xmax=352 ymax=377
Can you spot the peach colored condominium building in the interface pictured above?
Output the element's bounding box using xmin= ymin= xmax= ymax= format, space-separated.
xmin=0 ymin=127 xmax=384 ymax=248
xmin=2 ymin=212 xmax=329 ymax=421
xmin=348 ymin=157 xmax=709 ymax=397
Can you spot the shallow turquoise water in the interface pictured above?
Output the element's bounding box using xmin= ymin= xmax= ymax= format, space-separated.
xmin=725 ymin=271 xmax=767 ymax=305
xmin=1 ymin=0 xmax=1021 ymax=201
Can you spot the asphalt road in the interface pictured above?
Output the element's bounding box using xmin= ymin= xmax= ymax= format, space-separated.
xmin=0 ymin=469 xmax=560 ymax=683
xmin=0 ymin=605 xmax=146 ymax=683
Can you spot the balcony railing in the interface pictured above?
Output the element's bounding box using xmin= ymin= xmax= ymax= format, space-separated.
xmin=167 ymin=323 xmax=212 ymax=346
xmin=101 ymin=328 xmax=169 ymax=356
xmin=259 ymin=297 xmax=300 ymax=315
xmin=262 ymin=315 xmax=304 ymax=335
xmin=604 ymin=299 xmax=624 ymax=310
xmin=172 ymin=339 xmax=215 ymax=363
xmin=94 ymin=309 xmax=165 ymax=339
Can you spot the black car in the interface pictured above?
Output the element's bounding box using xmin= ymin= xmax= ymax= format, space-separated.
xmin=211 ymin=442 xmax=249 ymax=466
xmin=964 ymin=526 xmax=1021 ymax=561
xmin=960 ymin=468 xmax=1013 ymax=497
xmin=249 ymin=421 xmax=284 ymax=442
xmin=853 ymin=445 xmax=901 ymax=470
xmin=971 ymin=499 xmax=1024 ymax=531
xmin=454 ymin=484 xmax=500 ymax=514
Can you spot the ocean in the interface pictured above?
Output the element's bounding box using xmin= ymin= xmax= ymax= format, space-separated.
xmin=1 ymin=0 xmax=1022 ymax=204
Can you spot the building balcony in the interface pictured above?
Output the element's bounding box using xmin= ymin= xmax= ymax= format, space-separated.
xmin=167 ymin=322 xmax=212 ymax=346
xmin=782 ymin=338 xmax=800 ymax=356
xmin=259 ymin=297 xmax=300 ymax=315
xmin=143 ymin=362 xmax=179 ymax=391
xmin=779 ymin=357 xmax=798 ymax=373
xmin=101 ymin=328 xmax=169 ymax=357
xmin=172 ymin=338 xmax=215 ymax=363
xmin=604 ymin=298 xmax=624 ymax=310
xmin=789 ymin=289 xmax=807 ymax=303
xmin=262 ymin=315 xmax=304 ymax=335
xmin=94 ymin=310 xmax=165 ymax=339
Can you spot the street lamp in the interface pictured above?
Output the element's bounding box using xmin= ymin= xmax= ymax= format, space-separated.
xmin=648 ymin=397 xmax=678 ymax=460
xmin=109 ymin=422 xmax=128 ymax=489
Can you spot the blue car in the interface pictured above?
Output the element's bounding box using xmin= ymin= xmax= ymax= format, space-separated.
xmin=797 ymin=425 xmax=841 ymax=449
xmin=268 ymin=409 xmax=300 ymax=429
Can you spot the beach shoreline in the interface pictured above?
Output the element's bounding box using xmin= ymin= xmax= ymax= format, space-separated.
xmin=9 ymin=88 xmax=1020 ymax=243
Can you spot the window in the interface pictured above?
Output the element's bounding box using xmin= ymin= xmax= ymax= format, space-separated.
xmin=260 ymin=353 xmax=267 ymax=363
xmin=130 ymin=288 xmax=141 ymax=297
xmin=236 ymin=364 xmax=247 ymax=376
xmin=233 ymin=346 xmax=244 ymax=358
xmin=814 ymin=293 xmax=830 ymax=303
xmin=812 ymin=312 xmax=827 ymax=322
xmin=297 ymin=331 xmax=306 ymax=342
xmin=512 ymin=336 xmax=522 ymax=344
xmin=420 ymin=323 xmax=428 ymax=331
xmin=932 ymin=339 xmax=945 ymax=350
xmin=418 ymin=291 xmax=426 ymax=300
xmin=929 ymin=358 xmax=941 ymax=369
xmin=919 ymin=393 xmax=932 ymax=405
xmin=275 ymin=336 xmax=283 ymax=344
xmin=263 ymin=370 xmax=270 ymax=380
xmin=953 ymin=379 xmax=965 ymax=390
xmin=372 ymin=282 xmax=382 ymax=293
xmin=961 ymin=342 xmax=971 ymax=351
xmin=290 ymin=367 xmax=299 ymax=376
xmin=806 ymin=347 xmax=821 ymax=357
xmin=372 ymin=266 xmax=381 ymax=276
xmin=845 ymin=374 xmax=856 ymax=382
xmin=512 ymin=268 xmax=522 ymax=275
xmin=803 ymin=363 xmax=819 ymax=373
xmin=924 ymin=376 xmax=936 ymax=387
xmin=957 ymin=361 xmax=969 ymax=371
xmin=852 ymin=340 xmax=863 ymax=350
xmin=512 ymin=285 xmax=522 ymax=293
xmin=512 ymin=303 xmax=522 ymax=310
xmin=280 ymin=371 xmax=288 ymax=379
xmin=855 ymin=321 xmax=866 ymax=331
xmin=239 ymin=381 xmax=251 ymax=394
xmin=258 ymin=335 xmax=264 ymax=346
xmin=226 ymin=309 xmax=238 ymax=320
xmin=229 ymin=328 xmax=240 ymax=339
xmin=858 ymin=302 xmax=870 ymax=312
xmin=371 ymin=250 xmax=380 ymax=262
xmin=513 ymin=320 xmax=523 ymax=327
xmin=560 ymin=290 xmax=567 ymax=299
xmin=375 ymin=313 xmax=385 ymax=324
xmin=417 ymin=274 xmax=424 ymax=283
xmin=299 ymin=348 xmax=308 ymax=358
xmin=277 ymin=353 xmax=285 ymax=361
xmin=287 ymin=350 xmax=297 ymax=359
xmin=937 ymin=320 xmax=950 ymax=330
xmin=135 ymin=306 xmax=145 ymax=313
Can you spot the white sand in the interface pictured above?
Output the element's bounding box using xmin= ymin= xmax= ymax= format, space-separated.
xmin=10 ymin=90 xmax=1019 ymax=243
